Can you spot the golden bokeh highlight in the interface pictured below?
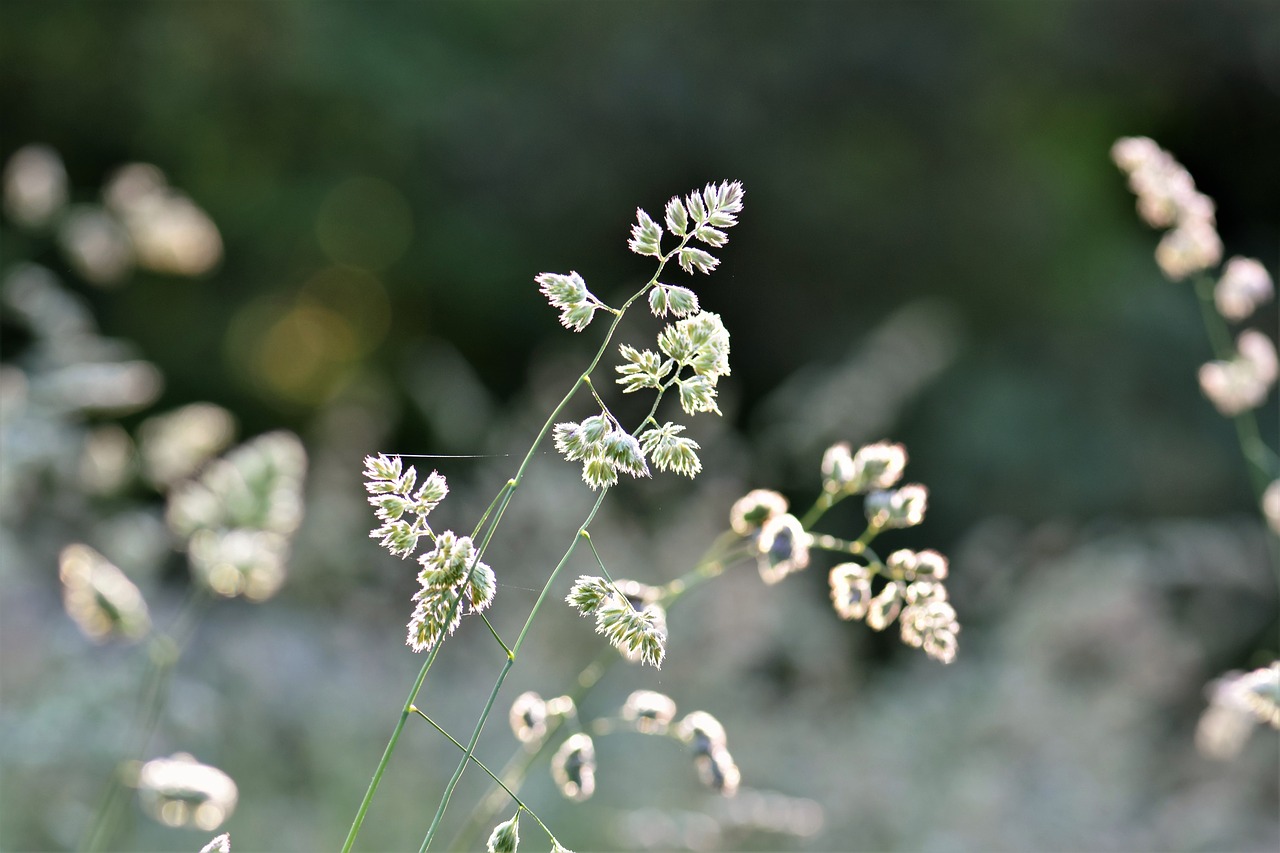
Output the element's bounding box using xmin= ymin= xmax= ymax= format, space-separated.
xmin=226 ymin=268 xmax=391 ymax=406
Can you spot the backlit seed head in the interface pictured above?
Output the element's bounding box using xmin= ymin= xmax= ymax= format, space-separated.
xmin=885 ymin=548 xmax=949 ymax=582
xmin=829 ymin=562 xmax=874 ymax=621
xmin=865 ymin=484 xmax=928 ymax=529
xmin=622 ymin=690 xmax=678 ymax=734
xmin=676 ymin=710 xmax=728 ymax=756
xmin=136 ymin=753 xmax=238 ymax=832
xmin=487 ymin=812 xmax=520 ymax=853
xmin=756 ymin=513 xmax=810 ymax=585
xmin=820 ymin=442 xmax=856 ymax=493
xmin=199 ymin=834 xmax=231 ymax=853
xmin=729 ymin=489 xmax=788 ymax=535
xmin=1215 ymin=256 xmax=1274 ymax=322
xmin=551 ymin=733 xmax=597 ymax=802
xmin=695 ymin=746 xmax=741 ymax=797
xmin=866 ymin=582 xmax=905 ymax=631
xmin=59 ymin=543 xmax=152 ymax=643
xmin=566 ymin=575 xmax=612 ymax=615
xmin=509 ymin=691 xmax=548 ymax=744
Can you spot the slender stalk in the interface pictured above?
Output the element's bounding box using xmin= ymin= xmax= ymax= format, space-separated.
xmin=410 ymin=707 xmax=559 ymax=846
xmin=420 ymin=659 xmax=514 ymax=853
xmin=447 ymin=650 xmax=612 ymax=850
xmin=351 ymin=226 xmax=698 ymax=850
xmin=79 ymin=586 xmax=210 ymax=852
xmin=453 ymin=528 xmax=749 ymax=850
xmin=1192 ymin=275 xmax=1280 ymax=576
xmin=340 ymin=638 xmax=447 ymax=853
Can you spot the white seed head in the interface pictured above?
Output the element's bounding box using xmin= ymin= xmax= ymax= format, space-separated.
xmin=695 ymin=746 xmax=741 ymax=797
xmin=509 ymin=691 xmax=548 ymax=745
xmin=486 ymin=812 xmax=520 ymax=853
xmin=829 ymin=562 xmax=873 ymax=621
xmin=4 ymin=144 xmax=68 ymax=227
xmin=136 ymin=753 xmax=238 ymax=832
xmin=622 ymin=690 xmax=678 ymax=734
xmin=1214 ymin=257 xmax=1274 ymax=322
xmin=729 ymin=488 xmax=789 ymax=536
xmin=551 ymin=733 xmax=597 ymax=802
xmin=199 ymin=834 xmax=231 ymax=853
xmin=865 ymin=484 xmax=928 ymax=529
xmin=59 ymin=544 xmax=152 ymax=643
xmin=755 ymin=513 xmax=811 ymax=584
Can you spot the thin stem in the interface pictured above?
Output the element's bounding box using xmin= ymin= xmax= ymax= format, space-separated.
xmin=419 ymin=481 xmax=611 ymax=851
xmin=448 ymin=650 xmax=612 ymax=850
xmin=1192 ymin=275 xmax=1280 ymax=577
xmin=79 ymin=585 xmax=211 ymax=852
xmin=409 ymin=707 xmax=559 ymax=845
xmin=341 ymin=639 xmax=447 ymax=853
xmin=357 ymin=240 xmax=689 ymax=849
xmin=420 ymin=658 xmax=514 ymax=852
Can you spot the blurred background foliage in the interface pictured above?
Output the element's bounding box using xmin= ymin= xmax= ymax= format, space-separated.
xmin=2 ymin=2 xmax=1278 ymax=851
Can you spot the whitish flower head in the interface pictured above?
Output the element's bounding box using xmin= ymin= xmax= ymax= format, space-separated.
xmin=1156 ymin=218 xmax=1223 ymax=281
xmin=1263 ymin=480 xmax=1280 ymax=536
xmin=851 ymin=442 xmax=908 ymax=491
xmin=551 ymin=733 xmax=597 ymax=801
xmin=899 ymin=590 xmax=960 ymax=664
xmin=59 ymin=543 xmax=152 ymax=643
xmin=4 ymin=143 xmax=68 ymax=227
xmin=139 ymin=402 xmax=236 ymax=488
xmin=406 ymin=585 xmax=464 ymax=652
xmin=370 ymin=520 xmax=424 ymax=559
xmin=595 ymin=594 xmax=666 ymax=668
xmin=1214 ymin=257 xmax=1274 ymax=322
xmin=658 ymin=311 xmax=731 ymax=385
xmin=648 ymin=284 xmax=700 ymax=318
xmin=187 ymin=528 xmax=289 ymax=601
xmin=756 ymin=512 xmax=811 ymax=585
xmin=820 ymin=443 xmax=856 ymax=493
xmin=553 ymin=421 xmax=590 ymax=461
xmin=628 ymin=207 xmax=663 ymax=257
xmin=566 ymin=575 xmax=612 ymax=615
xmin=363 ymin=453 xmax=404 ymax=492
xmin=509 ymin=691 xmax=549 ymax=744
xmin=866 ymin=581 xmax=905 ymax=631
xmin=615 ymin=344 xmax=672 ymax=393
xmin=168 ymin=431 xmax=306 ymax=540
xmin=1198 ymin=330 xmax=1278 ymax=416
xmin=601 ymin=428 xmax=650 ymax=478
xmin=865 ymin=484 xmax=928 ymax=529
xmin=622 ymin=690 xmax=678 ymax=734
xmin=670 ymin=180 xmax=742 ymax=270
xmin=884 ymin=548 xmax=949 ymax=582
xmin=729 ymin=488 xmax=789 ymax=536
xmin=417 ymin=530 xmax=476 ymax=590
xmin=580 ymin=454 xmax=619 ymax=491
xmin=676 ymin=710 xmax=728 ymax=755
xmin=640 ymin=422 xmax=702 ymax=478
xmin=487 ymin=812 xmax=520 ymax=853
xmin=1196 ymin=662 xmax=1280 ymax=759
xmin=695 ymin=746 xmax=741 ymax=797
xmin=829 ymin=562 xmax=874 ymax=621
xmin=199 ymin=834 xmax=231 ymax=853
xmin=1111 ymin=137 xmax=1216 ymax=232
xmin=464 ymin=558 xmax=497 ymax=613
xmin=136 ymin=752 xmax=238 ymax=831
xmin=536 ymin=271 xmax=599 ymax=332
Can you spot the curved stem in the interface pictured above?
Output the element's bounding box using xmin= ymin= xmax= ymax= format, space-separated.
xmin=409 ymin=708 xmax=560 ymax=846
